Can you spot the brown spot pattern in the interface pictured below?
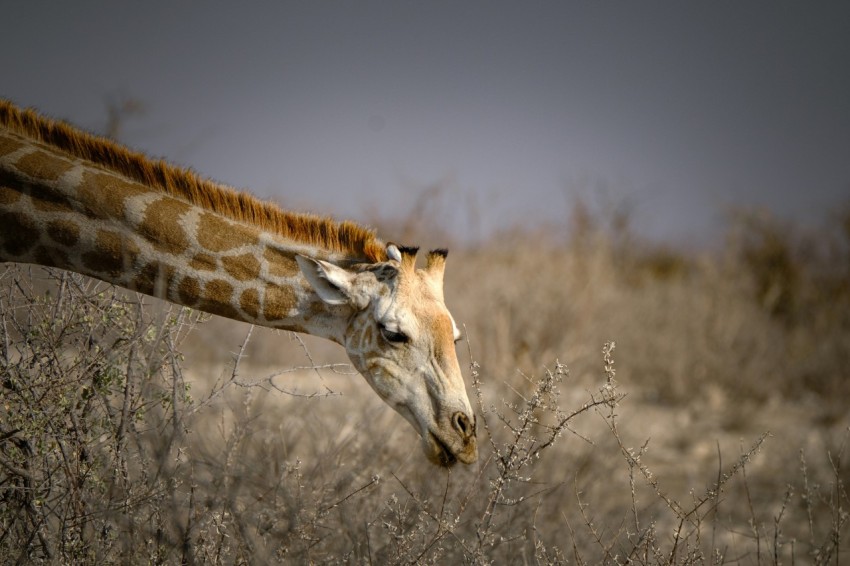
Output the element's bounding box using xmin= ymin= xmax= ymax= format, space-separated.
xmin=264 ymin=247 xmax=300 ymax=277
xmin=138 ymin=197 xmax=191 ymax=255
xmin=239 ymin=288 xmax=260 ymax=320
xmin=81 ymin=230 xmax=140 ymax=277
xmin=198 ymin=279 xmax=236 ymax=319
xmin=222 ymin=253 xmax=261 ymax=281
xmin=46 ymin=219 xmax=80 ymax=247
xmin=133 ymin=262 xmax=176 ymax=298
xmin=78 ymin=171 xmax=148 ymax=220
xmin=204 ymin=278 xmax=233 ymax=302
xmin=197 ymin=212 xmax=259 ymax=252
xmin=204 ymin=279 xmax=233 ymax=303
xmin=197 ymin=294 xmax=240 ymax=320
xmin=263 ymin=284 xmax=297 ymax=320
xmin=207 ymin=303 xmax=241 ymax=320
xmin=28 ymin=183 xmax=74 ymax=213
xmin=178 ymin=276 xmax=201 ymax=305
xmin=34 ymin=245 xmax=69 ymax=268
xmin=189 ymin=252 xmax=216 ymax=271
xmin=0 ymin=211 xmax=39 ymax=257
xmin=0 ymin=135 xmax=24 ymax=157
xmin=16 ymin=150 xmax=73 ymax=181
xmin=0 ymin=184 xmax=21 ymax=205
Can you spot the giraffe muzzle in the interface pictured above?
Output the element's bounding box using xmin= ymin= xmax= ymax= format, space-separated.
xmin=425 ymin=411 xmax=477 ymax=467
xmin=452 ymin=411 xmax=475 ymax=440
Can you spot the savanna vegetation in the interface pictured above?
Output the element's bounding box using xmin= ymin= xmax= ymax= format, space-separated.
xmin=1 ymin=196 xmax=848 ymax=564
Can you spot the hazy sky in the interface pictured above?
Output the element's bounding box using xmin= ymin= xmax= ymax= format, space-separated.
xmin=2 ymin=2 xmax=848 ymax=244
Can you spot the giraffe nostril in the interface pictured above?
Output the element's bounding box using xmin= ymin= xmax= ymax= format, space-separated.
xmin=452 ymin=412 xmax=474 ymax=439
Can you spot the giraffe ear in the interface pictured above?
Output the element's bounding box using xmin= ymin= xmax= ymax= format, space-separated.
xmin=295 ymin=255 xmax=355 ymax=306
xmin=426 ymin=249 xmax=448 ymax=287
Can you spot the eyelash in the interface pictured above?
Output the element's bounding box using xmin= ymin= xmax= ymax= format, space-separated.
xmin=378 ymin=324 xmax=463 ymax=345
xmin=379 ymin=324 xmax=408 ymax=344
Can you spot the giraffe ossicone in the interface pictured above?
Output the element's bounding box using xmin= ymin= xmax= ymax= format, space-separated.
xmin=0 ymin=99 xmax=477 ymax=467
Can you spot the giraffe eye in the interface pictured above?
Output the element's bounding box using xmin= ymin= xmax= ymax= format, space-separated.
xmin=379 ymin=324 xmax=408 ymax=344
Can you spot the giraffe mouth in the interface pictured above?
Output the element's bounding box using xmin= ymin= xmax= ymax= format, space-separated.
xmin=427 ymin=432 xmax=458 ymax=467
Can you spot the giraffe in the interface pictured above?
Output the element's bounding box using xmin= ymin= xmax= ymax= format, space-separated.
xmin=0 ymin=99 xmax=477 ymax=466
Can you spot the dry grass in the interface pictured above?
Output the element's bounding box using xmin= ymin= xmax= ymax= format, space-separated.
xmin=1 ymin=204 xmax=849 ymax=564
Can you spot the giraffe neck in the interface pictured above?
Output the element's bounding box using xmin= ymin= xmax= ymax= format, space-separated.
xmin=0 ymin=108 xmax=379 ymax=345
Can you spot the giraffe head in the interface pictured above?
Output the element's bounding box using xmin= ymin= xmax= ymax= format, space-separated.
xmin=295 ymin=244 xmax=477 ymax=466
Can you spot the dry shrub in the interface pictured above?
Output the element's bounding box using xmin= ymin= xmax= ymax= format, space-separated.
xmin=2 ymin=200 xmax=849 ymax=563
xmin=0 ymin=265 xmax=202 ymax=563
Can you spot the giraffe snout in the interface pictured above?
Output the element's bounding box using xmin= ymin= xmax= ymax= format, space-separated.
xmin=450 ymin=411 xmax=478 ymax=464
xmin=452 ymin=411 xmax=475 ymax=441
xmin=422 ymin=411 xmax=478 ymax=466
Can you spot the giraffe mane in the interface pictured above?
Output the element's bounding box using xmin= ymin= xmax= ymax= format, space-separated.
xmin=0 ymin=99 xmax=387 ymax=263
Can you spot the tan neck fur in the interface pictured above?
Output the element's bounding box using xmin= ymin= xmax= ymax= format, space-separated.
xmin=0 ymin=99 xmax=386 ymax=263
xmin=0 ymin=99 xmax=383 ymax=342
